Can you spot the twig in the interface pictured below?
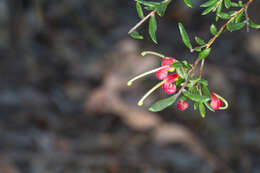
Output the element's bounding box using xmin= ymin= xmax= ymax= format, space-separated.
xmin=198 ymin=0 xmax=254 ymax=78
xmin=177 ymin=0 xmax=254 ymax=99
xmin=128 ymin=10 xmax=156 ymax=34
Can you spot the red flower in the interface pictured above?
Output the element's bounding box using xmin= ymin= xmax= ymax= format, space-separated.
xmin=156 ymin=66 xmax=170 ymax=80
xmin=210 ymin=92 xmax=223 ymax=110
xmin=156 ymin=57 xmax=177 ymax=80
xmin=162 ymin=73 xmax=179 ymax=94
xmin=177 ymin=100 xmax=189 ymax=111
xmin=161 ymin=57 xmax=177 ymax=66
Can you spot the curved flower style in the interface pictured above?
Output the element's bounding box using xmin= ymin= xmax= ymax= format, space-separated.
xmin=162 ymin=73 xmax=179 ymax=94
xmin=127 ymin=56 xmax=179 ymax=106
xmin=210 ymin=92 xmax=223 ymax=110
xmin=177 ymin=100 xmax=189 ymax=111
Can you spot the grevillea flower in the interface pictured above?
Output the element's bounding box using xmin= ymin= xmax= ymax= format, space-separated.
xmin=210 ymin=92 xmax=223 ymax=110
xmin=177 ymin=100 xmax=189 ymax=111
xmin=156 ymin=57 xmax=177 ymax=80
xmin=162 ymin=73 xmax=179 ymax=94
xmin=127 ymin=56 xmax=179 ymax=106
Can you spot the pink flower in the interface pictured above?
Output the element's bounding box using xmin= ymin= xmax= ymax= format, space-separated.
xmin=161 ymin=57 xmax=177 ymax=66
xmin=177 ymin=100 xmax=189 ymax=111
xmin=156 ymin=57 xmax=177 ymax=80
xmin=162 ymin=73 xmax=179 ymax=94
xmin=210 ymin=92 xmax=223 ymax=110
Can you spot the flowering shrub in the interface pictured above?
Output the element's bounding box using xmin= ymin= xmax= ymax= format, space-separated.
xmin=127 ymin=0 xmax=259 ymax=117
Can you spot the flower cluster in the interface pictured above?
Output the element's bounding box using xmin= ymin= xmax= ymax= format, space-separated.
xmin=127 ymin=53 xmax=228 ymax=116
xmin=128 ymin=56 xmax=180 ymax=106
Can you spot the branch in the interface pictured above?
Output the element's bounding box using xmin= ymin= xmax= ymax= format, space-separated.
xmin=128 ymin=10 xmax=156 ymax=34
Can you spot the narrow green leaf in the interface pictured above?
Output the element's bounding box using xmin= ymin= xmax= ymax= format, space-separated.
xmin=230 ymin=2 xmax=239 ymax=7
xmin=135 ymin=0 xmax=160 ymax=7
xmin=204 ymin=102 xmax=215 ymax=112
xmin=130 ymin=30 xmax=144 ymax=40
xmin=182 ymin=60 xmax=192 ymax=69
xmin=199 ymin=48 xmax=211 ymax=60
xmin=201 ymin=84 xmax=210 ymax=97
xmin=224 ymin=0 xmax=231 ymax=8
xmin=183 ymin=91 xmax=210 ymax=103
xmin=216 ymin=2 xmax=222 ymax=21
xmin=249 ymin=19 xmax=260 ymax=29
xmin=149 ymin=95 xmax=177 ymax=112
xmin=198 ymin=79 xmax=208 ymax=86
xmin=194 ymin=47 xmax=202 ymax=52
xmin=184 ymin=0 xmax=194 ymax=8
xmin=189 ymin=86 xmax=200 ymax=95
xmin=176 ymin=78 xmax=185 ymax=86
xmin=235 ymin=10 xmax=244 ymax=23
xmin=217 ymin=12 xmax=231 ymax=19
xmin=200 ymin=0 xmax=218 ymax=7
xmin=202 ymin=5 xmax=216 ymax=15
xmin=176 ymin=67 xmax=188 ymax=80
xmin=178 ymin=23 xmax=192 ymax=49
xmin=136 ymin=2 xmax=144 ymax=19
xmin=172 ymin=62 xmax=184 ymax=68
xmin=195 ymin=36 xmax=206 ymax=46
xmin=227 ymin=21 xmax=246 ymax=32
xmin=156 ymin=0 xmax=172 ymax=17
xmin=149 ymin=14 xmax=157 ymax=44
xmin=210 ymin=24 xmax=218 ymax=35
xmin=199 ymin=102 xmax=206 ymax=118
xmin=194 ymin=102 xmax=198 ymax=110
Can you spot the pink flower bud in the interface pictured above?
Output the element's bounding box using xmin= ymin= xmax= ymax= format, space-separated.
xmin=177 ymin=100 xmax=189 ymax=111
xmin=210 ymin=92 xmax=223 ymax=110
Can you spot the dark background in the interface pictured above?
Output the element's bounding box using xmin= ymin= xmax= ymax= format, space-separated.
xmin=0 ymin=0 xmax=260 ymax=173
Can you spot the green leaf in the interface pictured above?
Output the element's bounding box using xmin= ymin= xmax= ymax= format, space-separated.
xmin=198 ymin=79 xmax=208 ymax=86
xmin=195 ymin=36 xmax=206 ymax=46
xmin=149 ymin=95 xmax=177 ymax=112
xmin=217 ymin=12 xmax=231 ymax=19
xmin=202 ymin=5 xmax=216 ymax=15
xmin=156 ymin=0 xmax=172 ymax=17
xmin=249 ymin=19 xmax=260 ymax=29
xmin=200 ymin=0 xmax=218 ymax=7
xmin=201 ymin=84 xmax=210 ymax=97
xmin=130 ymin=30 xmax=144 ymax=40
xmin=230 ymin=2 xmax=239 ymax=7
xmin=199 ymin=102 xmax=206 ymax=118
xmin=190 ymin=77 xmax=201 ymax=85
xmin=199 ymin=48 xmax=211 ymax=60
xmin=176 ymin=77 xmax=185 ymax=86
xmin=183 ymin=91 xmax=210 ymax=103
xmin=210 ymin=24 xmax=218 ymax=35
xmin=216 ymin=2 xmax=222 ymax=21
xmin=235 ymin=10 xmax=244 ymax=23
xmin=135 ymin=0 xmax=160 ymax=7
xmin=172 ymin=62 xmax=184 ymax=68
xmin=204 ymin=102 xmax=215 ymax=112
xmin=189 ymin=86 xmax=200 ymax=94
xmin=194 ymin=102 xmax=198 ymax=110
xmin=184 ymin=0 xmax=194 ymax=8
xmin=227 ymin=21 xmax=246 ymax=32
xmin=149 ymin=14 xmax=157 ymax=44
xmin=178 ymin=23 xmax=192 ymax=49
xmin=176 ymin=67 xmax=188 ymax=79
xmin=194 ymin=47 xmax=202 ymax=52
xmin=182 ymin=60 xmax=192 ymax=69
xmin=224 ymin=0 xmax=231 ymax=8
xmin=136 ymin=2 xmax=144 ymax=19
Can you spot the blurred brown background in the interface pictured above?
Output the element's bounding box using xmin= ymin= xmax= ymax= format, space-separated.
xmin=0 ymin=0 xmax=260 ymax=173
